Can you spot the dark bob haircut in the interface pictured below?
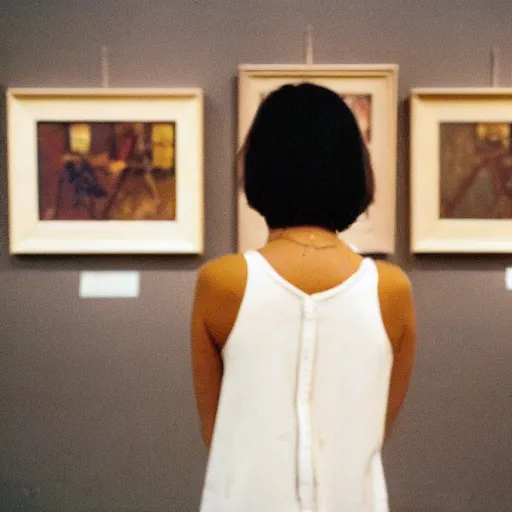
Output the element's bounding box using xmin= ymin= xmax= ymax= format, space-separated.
xmin=243 ymin=82 xmax=374 ymax=232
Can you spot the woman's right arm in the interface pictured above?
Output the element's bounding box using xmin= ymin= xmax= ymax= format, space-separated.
xmin=190 ymin=255 xmax=248 ymax=449
xmin=191 ymin=265 xmax=224 ymax=449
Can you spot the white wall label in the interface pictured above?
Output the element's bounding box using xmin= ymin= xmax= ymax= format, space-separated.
xmin=506 ymin=268 xmax=512 ymax=291
xmin=79 ymin=271 xmax=140 ymax=298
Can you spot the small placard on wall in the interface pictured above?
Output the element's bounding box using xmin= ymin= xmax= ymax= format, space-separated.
xmin=79 ymin=271 xmax=140 ymax=299
xmin=506 ymin=268 xmax=512 ymax=291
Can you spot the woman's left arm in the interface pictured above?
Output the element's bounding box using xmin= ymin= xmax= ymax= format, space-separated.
xmin=376 ymin=261 xmax=416 ymax=439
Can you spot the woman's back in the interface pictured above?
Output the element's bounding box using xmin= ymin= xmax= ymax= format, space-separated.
xmin=192 ymin=84 xmax=415 ymax=512
xmin=192 ymin=240 xmax=415 ymax=512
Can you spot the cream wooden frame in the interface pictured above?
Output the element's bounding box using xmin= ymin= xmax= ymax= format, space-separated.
xmin=237 ymin=64 xmax=398 ymax=254
xmin=7 ymin=88 xmax=204 ymax=254
xmin=410 ymin=88 xmax=512 ymax=253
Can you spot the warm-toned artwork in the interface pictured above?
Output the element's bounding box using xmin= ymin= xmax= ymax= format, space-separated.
xmin=7 ymin=88 xmax=204 ymax=254
xmin=238 ymin=65 xmax=398 ymax=254
xmin=410 ymin=88 xmax=512 ymax=253
xmin=440 ymin=122 xmax=512 ymax=219
xmin=342 ymin=95 xmax=372 ymax=146
xmin=38 ymin=122 xmax=176 ymax=221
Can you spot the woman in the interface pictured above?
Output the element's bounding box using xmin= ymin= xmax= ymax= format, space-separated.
xmin=191 ymin=83 xmax=415 ymax=512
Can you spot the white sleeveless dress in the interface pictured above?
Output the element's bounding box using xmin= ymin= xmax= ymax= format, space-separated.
xmin=200 ymin=250 xmax=393 ymax=512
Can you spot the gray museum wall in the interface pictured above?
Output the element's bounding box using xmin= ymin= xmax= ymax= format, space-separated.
xmin=0 ymin=1 xmax=511 ymax=511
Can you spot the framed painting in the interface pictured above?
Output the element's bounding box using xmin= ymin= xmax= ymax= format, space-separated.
xmin=7 ymin=88 xmax=204 ymax=254
xmin=411 ymin=88 xmax=512 ymax=253
xmin=237 ymin=64 xmax=398 ymax=254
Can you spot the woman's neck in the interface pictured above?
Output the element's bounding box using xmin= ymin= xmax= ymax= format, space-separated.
xmin=268 ymin=225 xmax=338 ymax=243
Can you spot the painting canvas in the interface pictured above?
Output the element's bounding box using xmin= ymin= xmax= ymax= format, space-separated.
xmin=411 ymin=89 xmax=512 ymax=253
xmin=7 ymin=88 xmax=203 ymax=254
xmin=342 ymin=94 xmax=372 ymax=147
xmin=439 ymin=123 xmax=512 ymax=219
xmin=38 ymin=122 xmax=177 ymax=221
xmin=237 ymin=65 xmax=398 ymax=254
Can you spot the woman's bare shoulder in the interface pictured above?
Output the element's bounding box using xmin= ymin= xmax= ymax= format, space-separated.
xmin=196 ymin=254 xmax=248 ymax=297
xmin=374 ymin=260 xmax=412 ymax=294
xmin=373 ymin=260 xmax=414 ymax=348
xmin=194 ymin=254 xmax=248 ymax=346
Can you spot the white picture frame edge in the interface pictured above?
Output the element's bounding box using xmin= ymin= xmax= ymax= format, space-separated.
xmin=7 ymin=87 xmax=204 ymax=255
xmin=237 ymin=64 xmax=399 ymax=254
xmin=410 ymin=87 xmax=512 ymax=254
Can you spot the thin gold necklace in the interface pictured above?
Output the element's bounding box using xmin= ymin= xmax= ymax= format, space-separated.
xmin=269 ymin=231 xmax=340 ymax=256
